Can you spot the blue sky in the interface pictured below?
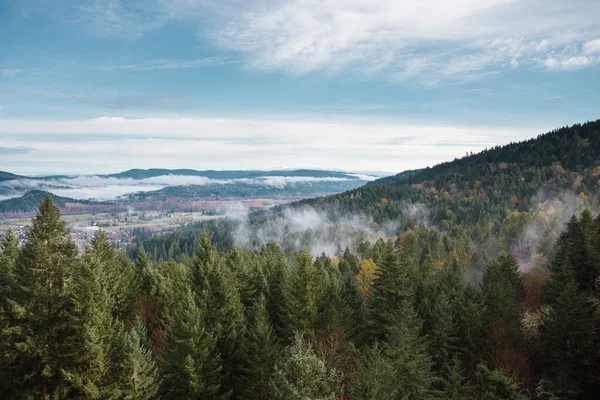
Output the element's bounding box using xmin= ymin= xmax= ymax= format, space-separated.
xmin=1 ymin=0 xmax=599 ymax=175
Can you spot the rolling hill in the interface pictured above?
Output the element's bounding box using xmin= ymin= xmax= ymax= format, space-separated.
xmin=0 ymin=190 xmax=100 ymax=214
xmin=133 ymin=119 xmax=600 ymax=262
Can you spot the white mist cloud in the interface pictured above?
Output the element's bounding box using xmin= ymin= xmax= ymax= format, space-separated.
xmin=229 ymin=203 xmax=431 ymax=256
xmin=0 ymin=174 xmax=364 ymax=201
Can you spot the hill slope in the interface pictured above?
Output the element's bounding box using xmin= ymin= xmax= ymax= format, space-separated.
xmin=0 ymin=190 xmax=98 ymax=214
xmin=133 ymin=119 xmax=600 ymax=262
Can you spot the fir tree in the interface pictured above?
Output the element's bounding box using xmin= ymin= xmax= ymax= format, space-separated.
xmin=161 ymin=289 xmax=224 ymax=399
xmin=237 ymin=294 xmax=280 ymax=399
xmin=473 ymin=363 xmax=527 ymax=400
xmin=539 ymin=265 xmax=597 ymax=399
xmin=269 ymin=333 xmax=342 ymax=400
xmin=368 ymin=243 xmax=417 ymax=341
xmin=281 ymin=250 xmax=320 ymax=339
xmin=116 ymin=318 xmax=160 ymax=400
xmin=11 ymin=195 xmax=80 ymax=398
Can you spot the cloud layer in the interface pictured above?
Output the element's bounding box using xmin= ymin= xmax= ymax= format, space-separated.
xmin=0 ymin=116 xmax=542 ymax=175
xmin=0 ymin=173 xmax=372 ymax=202
xmin=62 ymin=0 xmax=600 ymax=83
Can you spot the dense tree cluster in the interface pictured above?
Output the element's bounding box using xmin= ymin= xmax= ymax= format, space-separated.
xmin=2 ymin=195 xmax=600 ymax=399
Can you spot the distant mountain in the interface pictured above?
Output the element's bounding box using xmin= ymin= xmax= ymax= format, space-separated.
xmin=0 ymin=171 xmax=27 ymax=182
xmin=128 ymin=178 xmax=370 ymax=201
xmin=0 ymin=190 xmax=98 ymax=214
xmin=104 ymin=168 xmax=365 ymax=180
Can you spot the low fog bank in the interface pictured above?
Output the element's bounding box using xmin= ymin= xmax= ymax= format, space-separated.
xmin=227 ymin=202 xmax=431 ymax=256
xmin=226 ymin=189 xmax=596 ymax=272
xmin=0 ymin=174 xmax=370 ymax=202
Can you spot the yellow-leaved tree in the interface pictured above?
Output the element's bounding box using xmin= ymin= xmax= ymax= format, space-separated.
xmin=355 ymin=258 xmax=377 ymax=297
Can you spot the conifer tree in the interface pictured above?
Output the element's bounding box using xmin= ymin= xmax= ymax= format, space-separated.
xmin=161 ymin=289 xmax=223 ymax=399
xmin=11 ymin=195 xmax=80 ymax=398
xmin=0 ymin=229 xmax=20 ymax=396
xmin=262 ymin=242 xmax=288 ymax=338
xmin=440 ymin=358 xmax=474 ymax=400
xmin=269 ymin=333 xmax=342 ymax=400
xmin=349 ymin=344 xmax=397 ymax=400
xmin=339 ymin=271 xmax=368 ymax=345
xmin=473 ymin=363 xmax=527 ymax=400
xmin=382 ymin=302 xmax=438 ymax=400
xmin=539 ymin=264 xmax=597 ymax=399
xmin=64 ymin=253 xmax=119 ymax=398
xmin=115 ymin=317 xmax=160 ymax=400
xmin=237 ymin=294 xmax=280 ymax=399
xmin=368 ymin=243 xmax=417 ymax=341
xmin=191 ymin=231 xmax=244 ymax=395
xmin=282 ymin=250 xmax=319 ymax=339
xmin=85 ymin=230 xmax=135 ymax=318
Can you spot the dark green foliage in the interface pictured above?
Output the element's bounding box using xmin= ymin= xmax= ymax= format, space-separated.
xmin=161 ymin=289 xmax=223 ymax=399
xmin=473 ymin=363 xmax=527 ymax=400
xmin=116 ymin=318 xmax=160 ymax=399
xmin=11 ymin=195 xmax=80 ymax=398
xmin=539 ymin=266 xmax=597 ymax=399
xmin=282 ymin=250 xmax=320 ymax=338
xmin=269 ymin=333 xmax=343 ymax=400
xmin=368 ymin=242 xmax=417 ymax=341
xmin=237 ymin=294 xmax=280 ymax=399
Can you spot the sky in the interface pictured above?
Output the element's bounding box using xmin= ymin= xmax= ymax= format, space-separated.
xmin=1 ymin=0 xmax=599 ymax=175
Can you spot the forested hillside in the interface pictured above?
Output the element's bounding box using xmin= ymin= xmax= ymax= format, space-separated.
xmin=2 ymin=192 xmax=600 ymax=399
xmin=0 ymin=190 xmax=99 ymax=214
xmin=133 ymin=120 xmax=600 ymax=267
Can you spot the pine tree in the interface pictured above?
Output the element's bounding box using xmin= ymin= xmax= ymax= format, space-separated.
xmin=191 ymin=231 xmax=244 ymax=395
xmin=115 ymin=317 xmax=160 ymax=400
xmin=237 ymin=294 xmax=280 ymax=399
xmin=440 ymin=358 xmax=474 ymax=400
xmin=161 ymin=289 xmax=224 ymax=398
xmin=339 ymin=271 xmax=368 ymax=345
xmin=0 ymin=229 xmax=20 ymax=396
xmin=281 ymin=250 xmax=319 ymax=339
xmin=426 ymin=292 xmax=460 ymax=373
xmin=473 ymin=363 xmax=527 ymax=400
xmin=539 ymin=265 xmax=597 ymax=399
xmin=368 ymin=243 xmax=417 ymax=341
xmin=269 ymin=333 xmax=343 ymax=400
xmin=85 ymin=230 xmax=135 ymax=319
xmin=262 ymin=242 xmax=288 ymax=339
xmin=0 ymin=228 xmax=19 ymax=297
xmin=349 ymin=344 xmax=397 ymax=400
xmin=11 ymin=195 xmax=80 ymax=398
xmin=382 ymin=303 xmax=438 ymax=400
xmin=63 ymin=253 xmax=119 ymax=398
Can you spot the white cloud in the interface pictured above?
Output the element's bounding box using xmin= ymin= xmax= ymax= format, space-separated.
xmin=94 ymin=57 xmax=236 ymax=71
xmin=543 ymin=55 xmax=594 ymax=70
xmin=22 ymin=0 xmax=600 ymax=83
xmin=206 ymin=0 xmax=600 ymax=81
xmin=0 ymin=174 xmax=366 ymax=201
xmin=583 ymin=38 xmax=600 ymax=54
xmin=0 ymin=116 xmax=543 ymax=175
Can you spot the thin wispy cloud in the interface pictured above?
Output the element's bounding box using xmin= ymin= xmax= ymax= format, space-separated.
xmin=55 ymin=0 xmax=599 ymax=84
xmin=94 ymin=57 xmax=236 ymax=71
xmin=12 ymin=0 xmax=600 ymax=84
